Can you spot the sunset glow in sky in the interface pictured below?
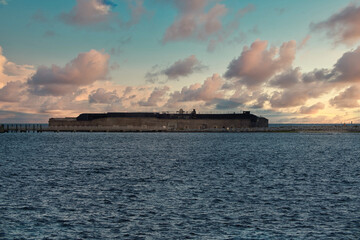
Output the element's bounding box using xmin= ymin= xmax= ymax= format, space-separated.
xmin=0 ymin=0 xmax=359 ymax=123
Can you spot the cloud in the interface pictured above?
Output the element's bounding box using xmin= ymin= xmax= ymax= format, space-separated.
xmin=89 ymin=88 xmax=120 ymax=104
xmin=213 ymin=99 xmax=242 ymax=110
xmin=110 ymin=36 xmax=132 ymax=56
xmin=145 ymin=55 xmax=207 ymax=82
xmin=162 ymin=1 xmax=254 ymax=51
xmin=0 ymin=46 xmax=5 ymax=66
xmin=270 ymin=90 xmax=311 ymax=108
xmin=2 ymin=37 xmax=360 ymax=123
xmin=60 ymin=0 xmax=116 ymax=26
xmin=299 ymin=102 xmax=325 ymax=114
xmin=120 ymin=0 xmax=147 ymax=28
xmin=224 ymin=40 xmax=297 ymax=88
xmin=28 ymin=49 xmax=110 ymax=96
xmin=330 ymin=85 xmax=360 ymax=108
xmin=144 ymin=66 xmax=161 ymax=83
xmin=0 ymin=0 xmax=7 ymax=5
xmin=269 ymin=68 xmax=301 ymax=88
xmin=166 ymin=73 xmax=224 ymax=107
xmin=0 ymin=47 xmax=7 ymax=82
xmin=332 ymin=46 xmax=360 ymax=84
xmin=278 ymin=114 xmax=347 ymax=124
xmin=162 ymin=0 xmax=227 ymax=43
xmin=0 ymin=81 xmax=25 ymax=102
xmin=311 ymin=3 xmax=360 ymax=46
xmin=252 ymin=93 xmax=269 ymax=109
xmin=269 ymin=72 xmax=332 ymax=109
xmin=206 ymin=4 xmax=255 ymax=52
xmin=139 ymin=86 xmax=170 ymax=106
xmin=298 ymin=35 xmax=311 ymax=50
xmin=163 ymin=55 xmax=206 ymax=80
xmin=207 ymin=39 xmax=220 ymax=53
xmin=302 ymin=68 xmax=334 ymax=83
xmin=3 ymin=61 xmax=34 ymax=77
xmin=268 ymin=68 xmax=334 ymax=109
xmin=0 ymin=46 xmax=35 ymax=87
xmin=0 ymin=110 xmax=49 ymax=123
xmin=27 ymin=90 xmax=90 ymax=117
xmin=116 ymin=86 xmax=153 ymax=108
xmin=267 ymin=45 xmax=360 ymax=109
xmin=60 ymin=0 xmax=146 ymax=29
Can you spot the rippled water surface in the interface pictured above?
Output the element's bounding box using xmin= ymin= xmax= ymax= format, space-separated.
xmin=1 ymin=132 xmax=359 ymax=239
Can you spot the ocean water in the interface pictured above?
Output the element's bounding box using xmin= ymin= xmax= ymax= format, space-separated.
xmin=0 ymin=132 xmax=359 ymax=239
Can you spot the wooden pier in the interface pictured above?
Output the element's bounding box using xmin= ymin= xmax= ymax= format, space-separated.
xmin=0 ymin=124 xmax=44 ymax=133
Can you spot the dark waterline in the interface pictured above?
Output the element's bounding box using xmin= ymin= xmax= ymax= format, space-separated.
xmin=1 ymin=132 xmax=359 ymax=239
xmin=2 ymin=123 xmax=359 ymax=128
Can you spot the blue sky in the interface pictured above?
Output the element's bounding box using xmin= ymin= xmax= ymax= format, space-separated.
xmin=0 ymin=0 xmax=359 ymax=123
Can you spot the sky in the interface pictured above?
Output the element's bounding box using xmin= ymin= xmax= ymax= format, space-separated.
xmin=0 ymin=0 xmax=359 ymax=123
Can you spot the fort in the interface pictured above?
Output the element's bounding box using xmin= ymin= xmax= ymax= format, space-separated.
xmin=48 ymin=109 xmax=268 ymax=132
xmin=2 ymin=113 xmax=360 ymax=133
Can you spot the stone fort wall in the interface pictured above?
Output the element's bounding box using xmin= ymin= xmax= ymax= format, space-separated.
xmin=49 ymin=116 xmax=268 ymax=131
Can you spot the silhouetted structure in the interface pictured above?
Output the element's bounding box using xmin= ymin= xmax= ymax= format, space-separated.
xmin=48 ymin=109 xmax=268 ymax=132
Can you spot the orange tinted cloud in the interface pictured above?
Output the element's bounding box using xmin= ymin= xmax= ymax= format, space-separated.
xmin=89 ymin=88 xmax=120 ymax=104
xmin=299 ymin=102 xmax=325 ymax=114
xmin=166 ymin=73 xmax=224 ymax=107
xmin=28 ymin=49 xmax=110 ymax=96
xmin=330 ymin=85 xmax=360 ymax=108
xmin=224 ymin=40 xmax=296 ymax=88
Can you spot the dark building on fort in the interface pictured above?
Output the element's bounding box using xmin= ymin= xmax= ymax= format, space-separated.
xmin=49 ymin=109 xmax=268 ymax=132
